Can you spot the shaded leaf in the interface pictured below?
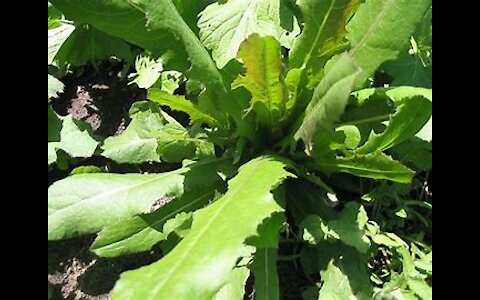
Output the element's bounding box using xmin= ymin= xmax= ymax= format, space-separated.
xmin=55 ymin=24 xmax=132 ymax=67
xmin=172 ymin=0 xmax=216 ymax=35
xmin=294 ymin=53 xmax=360 ymax=152
xmin=390 ymin=138 xmax=431 ymax=171
xmin=302 ymin=243 xmax=373 ymax=299
xmin=383 ymin=54 xmax=432 ymax=88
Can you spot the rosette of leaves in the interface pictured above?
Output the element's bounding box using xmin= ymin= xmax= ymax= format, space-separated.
xmin=49 ymin=0 xmax=432 ymax=299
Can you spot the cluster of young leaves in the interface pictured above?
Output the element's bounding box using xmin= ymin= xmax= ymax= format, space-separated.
xmin=48 ymin=0 xmax=432 ymax=299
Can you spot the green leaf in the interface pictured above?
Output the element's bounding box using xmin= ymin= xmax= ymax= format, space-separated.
xmin=357 ymin=96 xmax=432 ymax=154
xmin=48 ymin=22 xmax=75 ymax=65
xmin=370 ymin=232 xmax=408 ymax=249
xmin=198 ymin=0 xmax=298 ymax=69
xmin=48 ymin=75 xmax=64 ymax=100
xmin=48 ymin=159 xmax=224 ymax=240
xmin=353 ymin=86 xmax=432 ymax=103
xmin=129 ymin=54 xmax=164 ymax=89
xmin=348 ymin=0 xmax=432 ymax=87
xmin=315 ymin=150 xmax=414 ymax=183
xmin=70 ymin=165 xmax=105 ymax=175
xmin=233 ymin=34 xmax=288 ymax=133
xmin=289 ymin=0 xmax=361 ymax=88
xmin=48 ymin=107 xmax=99 ymax=166
xmin=102 ymin=102 xmax=213 ymax=164
xmin=101 ymin=103 xmax=165 ymax=164
xmin=383 ymin=54 xmax=432 ymax=88
xmin=148 ymin=89 xmax=218 ymax=126
xmin=247 ymin=210 xmax=284 ymax=300
xmin=112 ymin=156 xmax=293 ymax=299
xmin=251 ymin=248 xmax=280 ymax=300
xmin=294 ymin=53 xmax=360 ymax=152
xmin=54 ymin=24 xmax=132 ymax=67
xmin=156 ymin=123 xmax=200 ymax=163
xmin=49 ymin=173 xmax=182 ymax=240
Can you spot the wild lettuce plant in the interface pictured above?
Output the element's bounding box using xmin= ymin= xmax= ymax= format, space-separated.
xmin=48 ymin=0 xmax=432 ymax=298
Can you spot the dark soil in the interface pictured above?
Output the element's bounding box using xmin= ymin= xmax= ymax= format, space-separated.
xmin=50 ymin=62 xmax=146 ymax=138
xmin=48 ymin=236 xmax=163 ymax=300
xmin=278 ymin=242 xmax=318 ymax=299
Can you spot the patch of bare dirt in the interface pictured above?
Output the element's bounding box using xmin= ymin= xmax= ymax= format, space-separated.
xmin=48 ymin=236 xmax=162 ymax=300
xmin=51 ymin=62 xmax=146 ymax=137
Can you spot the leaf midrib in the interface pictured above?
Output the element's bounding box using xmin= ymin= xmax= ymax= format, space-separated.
xmin=320 ymin=160 xmax=409 ymax=175
xmin=303 ymin=0 xmax=337 ymax=69
xmin=350 ymin=0 xmax=396 ymax=56
xmin=149 ymin=163 xmax=264 ymax=299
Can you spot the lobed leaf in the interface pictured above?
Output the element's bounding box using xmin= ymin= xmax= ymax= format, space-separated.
xmin=233 ymin=34 xmax=288 ymax=134
xmin=315 ymin=150 xmax=414 ymax=183
xmin=357 ymin=96 xmax=432 ymax=154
